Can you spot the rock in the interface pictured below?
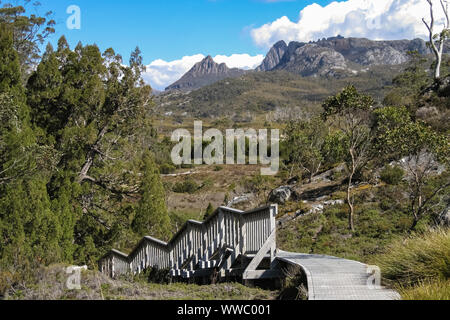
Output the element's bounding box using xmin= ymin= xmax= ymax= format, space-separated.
xmin=311 ymin=164 xmax=345 ymax=183
xmin=394 ymin=153 xmax=445 ymax=178
xmin=227 ymin=194 xmax=253 ymax=207
xmin=256 ymin=40 xmax=287 ymax=72
xmin=257 ymin=37 xmax=449 ymax=79
xmin=287 ymin=176 xmax=300 ymax=186
xmin=416 ymin=106 xmax=439 ymax=120
xmin=274 ymin=44 xmax=348 ymax=77
xmin=269 ymin=186 xmax=295 ymax=205
xmin=437 ymin=205 xmax=450 ymax=227
xmin=356 ymin=46 xmax=407 ymax=66
xmin=323 ymin=199 xmax=345 ymax=206
xmin=310 ymin=204 xmax=324 ymax=214
xmin=278 ymin=198 xmax=345 ymax=227
xmin=315 ymin=196 xmax=329 ymax=202
xmin=307 ymin=199 xmax=345 ymax=215
xmin=166 ymin=56 xmax=246 ymax=91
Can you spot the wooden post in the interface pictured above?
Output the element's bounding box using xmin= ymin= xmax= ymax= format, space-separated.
xmin=270 ymin=205 xmax=277 ymax=266
xmin=240 ymin=215 xmax=247 ymax=269
xmin=218 ymin=209 xmax=225 ymax=248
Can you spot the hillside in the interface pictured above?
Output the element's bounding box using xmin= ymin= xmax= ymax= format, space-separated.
xmin=155 ymin=64 xmax=405 ymax=118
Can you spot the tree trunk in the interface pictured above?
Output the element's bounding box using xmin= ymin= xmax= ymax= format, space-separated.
xmin=410 ymin=217 xmax=419 ymax=232
xmin=77 ymin=126 xmax=109 ymax=183
xmin=347 ymin=148 xmax=356 ymax=232
xmin=435 ymin=55 xmax=441 ymax=80
xmin=347 ymin=174 xmax=355 ymax=232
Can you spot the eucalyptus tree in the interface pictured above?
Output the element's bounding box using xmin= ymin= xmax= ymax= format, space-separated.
xmin=0 ymin=0 xmax=55 ymax=76
xmin=322 ymin=86 xmax=375 ymax=232
xmin=373 ymin=106 xmax=449 ymax=231
xmin=422 ymin=0 xmax=449 ymax=80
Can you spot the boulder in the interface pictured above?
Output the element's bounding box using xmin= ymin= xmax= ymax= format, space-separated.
xmin=227 ymin=194 xmax=253 ymax=207
xmin=437 ymin=205 xmax=450 ymax=227
xmin=269 ymin=186 xmax=296 ymax=205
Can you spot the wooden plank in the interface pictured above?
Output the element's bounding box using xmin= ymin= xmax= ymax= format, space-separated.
xmin=244 ymin=231 xmax=275 ymax=273
xmin=243 ymin=270 xmax=282 ymax=280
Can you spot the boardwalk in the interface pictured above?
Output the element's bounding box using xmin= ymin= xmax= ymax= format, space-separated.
xmin=276 ymin=251 xmax=400 ymax=300
xmin=99 ymin=205 xmax=400 ymax=300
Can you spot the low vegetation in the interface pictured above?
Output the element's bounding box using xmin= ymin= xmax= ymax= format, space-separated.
xmin=374 ymin=228 xmax=450 ymax=299
xmin=1 ymin=265 xmax=277 ymax=300
xmin=399 ymin=279 xmax=450 ymax=300
xmin=278 ymin=190 xmax=414 ymax=262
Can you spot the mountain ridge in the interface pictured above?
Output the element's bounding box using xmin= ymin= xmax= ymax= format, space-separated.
xmin=164 ymin=36 xmax=450 ymax=92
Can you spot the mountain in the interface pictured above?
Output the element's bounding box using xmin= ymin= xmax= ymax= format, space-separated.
xmin=274 ymin=43 xmax=349 ymax=78
xmin=165 ymin=56 xmax=246 ymax=91
xmin=256 ymin=40 xmax=287 ymax=72
xmin=256 ymin=36 xmax=449 ymax=76
xmin=165 ymin=36 xmax=449 ymax=93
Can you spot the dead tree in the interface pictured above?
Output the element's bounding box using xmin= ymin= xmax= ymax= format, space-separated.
xmin=422 ymin=0 xmax=450 ymax=80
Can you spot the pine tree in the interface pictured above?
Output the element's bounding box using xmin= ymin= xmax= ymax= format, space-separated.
xmin=132 ymin=152 xmax=171 ymax=241
xmin=0 ymin=24 xmax=66 ymax=269
xmin=26 ymin=42 xmax=64 ymax=139
xmin=0 ymin=23 xmax=33 ymax=186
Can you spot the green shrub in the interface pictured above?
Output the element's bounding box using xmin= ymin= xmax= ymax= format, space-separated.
xmin=201 ymin=178 xmax=214 ymax=189
xmin=172 ymin=178 xmax=199 ymax=194
xmin=374 ymin=228 xmax=450 ymax=287
xmin=380 ymin=165 xmax=404 ymax=185
xmin=160 ymin=163 xmax=176 ymax=174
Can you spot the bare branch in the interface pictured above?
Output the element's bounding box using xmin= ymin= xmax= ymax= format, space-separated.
xmin=440 ymin=0 xmax=449 ymax=28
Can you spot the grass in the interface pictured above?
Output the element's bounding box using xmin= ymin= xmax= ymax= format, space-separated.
xmin=373 ymin=228 xmax=450 ymax=288
xmin=101 ymin=281 xmax=277 ymax=301
xmin=399 ymin=279 xmax=450 ymax=300
xmin=278 ymin=201 xmax=413 ymax=263
xmin=3 ymin=264 xmax=277 ymax=300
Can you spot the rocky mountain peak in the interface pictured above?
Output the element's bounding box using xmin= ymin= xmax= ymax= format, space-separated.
xmin=256 ymin=40 xmax=288 ymax=72
xmin=165 ymin=56 xmax=246 ymax=91
xmin=256 ymin=36 xmax=449 ymax=78
xmin=190 ymin=56 xmax=224 ymax=75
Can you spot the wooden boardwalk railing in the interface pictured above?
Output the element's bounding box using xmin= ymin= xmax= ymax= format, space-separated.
xmin=99 ymin=204 xmax=401 ymax=300
xmin=99 ymin=205 xmax=279 ymax=280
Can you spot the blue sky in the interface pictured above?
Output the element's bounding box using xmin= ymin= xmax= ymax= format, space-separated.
xmin=38 ymin=0 xmax=334 ymax=63
xmin=31 ymin=0 xmax=435 ymax=89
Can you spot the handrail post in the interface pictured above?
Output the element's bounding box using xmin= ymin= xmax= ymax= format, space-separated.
xmin=269 ymin=204 xmax=277 ymax=266
xmin=169 ymin=245 xmax=174 ymax=269
xmin=218 ymin=208 xmax=225 ymax=248
xmin=188 ymin=225 xmax=194 ymax=270
xmin=239 ymin=215 xmax=247 ymax=269
xmin=111 ymin=256 xmax=115 ymax=278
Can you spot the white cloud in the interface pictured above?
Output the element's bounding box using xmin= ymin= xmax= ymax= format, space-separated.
xmin=143 ymin=53 xmax=264 ymax=90
xmin=213 ymin=53 xmax=265 ymax=70
xmin=142 ymin=54 xmax=204 ymax=91
xmin=251 ymin=0 xmax=448 ymax=48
